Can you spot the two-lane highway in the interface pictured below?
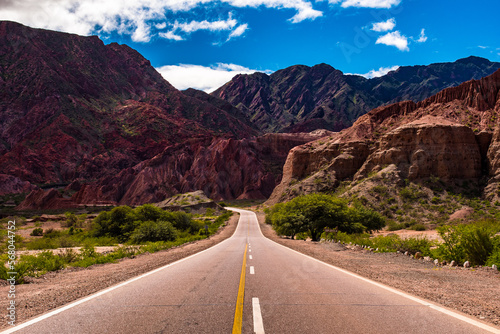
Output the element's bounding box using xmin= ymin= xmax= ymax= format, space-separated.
xmin=3 ymin=208 xmax=500 ymax=333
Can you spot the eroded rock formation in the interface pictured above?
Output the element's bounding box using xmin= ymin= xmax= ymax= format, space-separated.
xmin=268 ymin=69 xmax=500 ymax=204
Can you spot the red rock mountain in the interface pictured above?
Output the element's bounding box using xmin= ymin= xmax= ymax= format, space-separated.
xmin=268 ymin=68 xmax=500 ymax=204
xmin=0 ymin=21 xmax=257 ymax=185
xmin=0 ymin=21 xmax=326 ymax=209
xmin=213 ymin=57 xmax=500 ymax=133
xmin=4 ymin=21 xmax=500 ymax=210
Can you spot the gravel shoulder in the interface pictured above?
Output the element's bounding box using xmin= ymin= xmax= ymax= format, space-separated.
xmin=255 ymin=211 xmax=500 ymax=329
xmin=0 ymin=213 xmax=239 ymax=330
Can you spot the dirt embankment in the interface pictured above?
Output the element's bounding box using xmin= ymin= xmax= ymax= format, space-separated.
xmin=255 ymin=212 xmax=500 ymax=328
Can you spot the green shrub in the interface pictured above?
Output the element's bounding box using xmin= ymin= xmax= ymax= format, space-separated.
xmin=387 ymin=221 xmax=405 ymax=231
xmin=397 ymin=237 xmax=433 ymax=256
xmin=370 ymin=185 xmax=388 ymax=196
xmin=133 ymin=204 xmax=166 ymax=223
xmin=43 ymin=228 xmax=62 ymax=238
xmin=30 ymin=228 xmax=43 ymax=236
xmin=92 ymin=206 xmax=136 ymax=241
xmin=0 ymin=260 xmax=33 ymax=283
xmin=26 ymin=237 xmax=59 ymax=250
xmin=434 ymin=224 xmax=495 ymax=266
xmin=431 ymin=196 xmax=441 ymax=204
xmin=400 ymin=186 xmax=427 ymax=202
xmin=323 ymin=232 xmax=433 ymax=255
xmin=486 ymin=248 xmax=500 ymax=269
xmin=170 ymin=211 xmax=195 ymax=231
xmin=205 ymin=208 xmax=215 ymax=217
xmin=408 ymin=224 xmax=426 ymax=231
xmin=64 ymin=212 xmax=78 ymax=227
xmin=130 ymin=221 xmax=178 ymax=243
xmin=295 ymin=233 xmax=308 ymax=240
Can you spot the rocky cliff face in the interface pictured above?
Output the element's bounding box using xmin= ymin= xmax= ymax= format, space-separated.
xmin=354 ymin=117 xmax=482 ymax=181
xmin=268 ymin=68 xmax=500 ymax=205
xmin=213 ymin=57 xmax=500 ymax=133
xmin=18 ymin=131 xmax=327 ymax=209
xmin=0 ymin=21 xmax=256 ymax=191
xmin=0 ymin=21 xmax=276 ymax=209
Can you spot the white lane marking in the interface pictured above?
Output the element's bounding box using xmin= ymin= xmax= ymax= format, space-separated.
xmin=250 ymin=266 xmax=255 ymax=275
xmin=1 ymin=212 xmax=246 ymax=334
xmin=249 ymin=249 xmax=252 ymax=252
xmin=252 ymin=297 xmax=265 ymax=334
xmin=249 ymin=255 xmax=253 ymax=260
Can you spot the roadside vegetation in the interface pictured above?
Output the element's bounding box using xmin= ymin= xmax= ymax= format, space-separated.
xmin=0 ymin=205 xmax=233 ymax=283
xmin=266 ymin=193 xmax=500 ymax=270
xmin=265 ymin=193 xmax=385 ymax=241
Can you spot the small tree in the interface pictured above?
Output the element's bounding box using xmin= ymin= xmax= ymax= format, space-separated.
xmin=130 ymin=221 xmax=178 ymax=243
xmin=267 ymin=193 xmax=385 ymax=241
xmin=92 ymin=206 xmax=136 ymax=241
xmin=64 ymin=212 xmax=78 ymax=227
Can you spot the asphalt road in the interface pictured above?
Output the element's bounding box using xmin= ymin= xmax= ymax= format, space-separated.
xmin=3 ymin=208 xmax=500 ymax=334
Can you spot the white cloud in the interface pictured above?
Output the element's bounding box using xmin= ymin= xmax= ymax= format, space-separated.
xmin=172 ymin=16 xmax=238 ymax=34
xmin=0 ymin=0 xmax=322 ymax=43
xmin=330 ymin=0 xmax=401 ymax=8
xmin=415 ymin=28 xmax=427 ymax=43
xmin=371 ymin=18 xmax=395 ymax=32
xmin=160 ymin=15 xmax=246 ymax=42
xmin=156 ymin=63 xmax=272 ymax=92
xmin=227 ymin=24 xmax=249 ymax=40
xmin=478 ymin=45 xmax=488 ymax=49
xmin=226 ymin=0 xmax=322 ymax=22
xmin=155 ymin=22 xmax=167 ymax=29
xmin=159 ymin=30 xmax=184 ymax=41
xmin=376 ymin=30 xmax=409 ymax=51
xmin=356 ymin=65 xmax=400 ymax=79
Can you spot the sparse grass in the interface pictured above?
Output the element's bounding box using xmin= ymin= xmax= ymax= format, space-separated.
xmin=323 ymin=232 xmax=434 ymax=256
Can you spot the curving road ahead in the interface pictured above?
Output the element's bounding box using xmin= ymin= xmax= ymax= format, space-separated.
xmin=3 ymin=208 xmax=500 ymax=334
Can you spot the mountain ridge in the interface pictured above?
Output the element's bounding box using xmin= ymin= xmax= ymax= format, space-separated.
xmin=212 ymin=56 xmax=500 ymax=133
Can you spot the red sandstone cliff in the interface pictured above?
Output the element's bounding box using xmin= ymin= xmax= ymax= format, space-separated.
xmin=268 ymin=69 xmax=500 ymax=204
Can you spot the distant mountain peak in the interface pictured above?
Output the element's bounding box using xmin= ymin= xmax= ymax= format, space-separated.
xmin=212 ymin=56 xmax=500 ymax=133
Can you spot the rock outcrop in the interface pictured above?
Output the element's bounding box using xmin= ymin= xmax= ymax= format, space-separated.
xmin=155 ymin=190 xmax=221 ymax=213
xmin=18 ymin=131 xmax=327 ymax=209
xmin=74 ymin=131 xmax=328 ymax=205
xmin=354 ymin=117 xmax=482 ymax=181
xmin=15 ymin=189 xmax=75 ymax=210
xmin=268 ymin=68 xmax=500 ymax=204
xmin=0 ymin=21 xmax=256 ymax=187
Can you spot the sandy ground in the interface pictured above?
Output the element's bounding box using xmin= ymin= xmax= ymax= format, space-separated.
xmin=374 ymin=229 xmax=443 ymax=241
xmin=1 ymin=211 xmax=499 ymax=330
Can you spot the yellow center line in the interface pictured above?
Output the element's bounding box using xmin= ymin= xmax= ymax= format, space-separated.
xmin=232 ymin=243 xmax=248 ymax=334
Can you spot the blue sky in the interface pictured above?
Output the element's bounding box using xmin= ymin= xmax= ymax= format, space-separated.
xmin=2 ymin=0 xmax=499 ymax=92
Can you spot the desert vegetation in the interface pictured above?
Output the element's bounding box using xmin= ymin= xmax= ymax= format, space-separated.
xmin=265 ymin=193 xmax=385 ymax=241
xmin=0 ymin=205 xmax=233 ymax=283
xmin=266 ymin=193 xmax=500 ymax=270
